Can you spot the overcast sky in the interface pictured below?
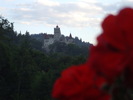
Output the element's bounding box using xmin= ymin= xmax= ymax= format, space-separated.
xmin=0 ymin=0 xmax=133 ymax=44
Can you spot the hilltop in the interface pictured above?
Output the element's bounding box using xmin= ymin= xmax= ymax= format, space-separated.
xmin=30 ymin=25 xmax=93 ymax=54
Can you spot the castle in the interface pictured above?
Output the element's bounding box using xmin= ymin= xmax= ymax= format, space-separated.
xmin=43 ymin=25 xmax=74 ymax=49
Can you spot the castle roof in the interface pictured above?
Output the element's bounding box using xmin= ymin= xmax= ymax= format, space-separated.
xmin=44 ymin=34 xmax=54 ymax=39
xmin=55 ymin=25 xmax=60 ymax=29
xmin=56 ymin=25 xmax=59 ymax=28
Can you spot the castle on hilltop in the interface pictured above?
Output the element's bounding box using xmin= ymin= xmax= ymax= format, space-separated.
xmin=43 ymin=25 xmax=74 ymax=49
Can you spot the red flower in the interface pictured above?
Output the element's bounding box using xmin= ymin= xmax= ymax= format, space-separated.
xmin=52 ymin=64 xmax=109 ymax=100
xmin=88 ymin=35 xmax=127 ymax=83
xmin=100 ymin=8 xmax=133 ymax=51
xmin=88 ymin=8 xmax=133 ymax=84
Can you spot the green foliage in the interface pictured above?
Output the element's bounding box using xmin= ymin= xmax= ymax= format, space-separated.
xmin=49 ymin=41 xmax=89 ymax=57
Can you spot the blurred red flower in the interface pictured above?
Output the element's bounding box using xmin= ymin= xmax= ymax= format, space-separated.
xmin=52 ymin=64 xmax=109 ymax=100
xmin=88 ymin=8 xmax=133 ymax=84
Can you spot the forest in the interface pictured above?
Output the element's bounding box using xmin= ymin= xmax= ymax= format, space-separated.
xmin=0 ymin=16 xmax=91 ymax=100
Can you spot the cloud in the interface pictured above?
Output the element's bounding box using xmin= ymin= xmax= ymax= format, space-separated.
xmin=19 ymin=8 xmax=33 ymax=11
xmin=10 ymin=0 xmax=104 ymax=28
xmin=96 ymin=0 xmax=133 ymax=14
xmin=127 ymin=0 xmax=133 ymax=2
xmin=37 ymin=0 xmax=60 ymax=6
xmin=120 ymin=0 xmax=133 ymax=8
xmin=20 ymin=21 xmax=31 ymax=25
xmin=0 ymin=7 xmax=5 ymax=10
xmin=9 ymin=0 xmax=133 ymax=28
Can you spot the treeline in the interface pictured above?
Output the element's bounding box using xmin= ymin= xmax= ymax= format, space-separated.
xmin=0 ymin=16 xmax=90 ymax=100
xmin=31 ymin=33 xmax=92 ymax=48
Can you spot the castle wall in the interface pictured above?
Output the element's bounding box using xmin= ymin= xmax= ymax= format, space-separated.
xmin=44 ymin=38 xmax=54 ymax=48
xmin=65 ymin=38 xmax=74 ymax=44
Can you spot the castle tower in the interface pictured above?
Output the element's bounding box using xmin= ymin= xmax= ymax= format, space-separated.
xmin=69 ymin=33 xmax=72 ymax=39
xmin=54 ymin=25 xmax=61 ymax=41
xmin=68 ymin=33 xmax=73 ymax=43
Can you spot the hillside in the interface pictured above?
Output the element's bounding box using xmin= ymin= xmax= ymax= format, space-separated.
xmin=0 ymin=16 xmax=92 ymax=100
